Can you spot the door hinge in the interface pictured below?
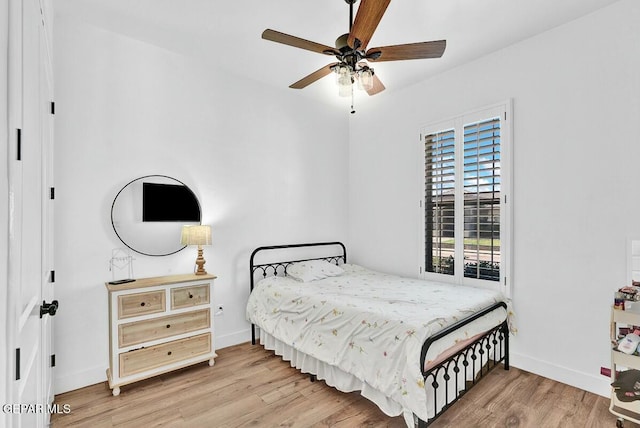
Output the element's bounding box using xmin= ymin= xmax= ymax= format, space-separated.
xmin=49 ymin=270 xmax=55 ymax=283
xmin=50 ymin=187 xmax=55 ymax=200
xmin=16 ymin=129 xmax=21 ymax=161
xmin=50 ymin=354 xmax=56 ymax=368
xmin=15 ymin=348 xmax=20 ymax=380
xmin=50 ymin=101 xmax=55 ymax=115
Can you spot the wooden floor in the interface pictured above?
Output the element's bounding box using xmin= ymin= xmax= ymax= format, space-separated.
xmin=51 ymin=342 xmax=634 ymax=428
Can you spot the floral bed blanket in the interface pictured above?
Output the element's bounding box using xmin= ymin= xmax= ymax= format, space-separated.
xmin=246 ymin=263 xmax=507 ymax=422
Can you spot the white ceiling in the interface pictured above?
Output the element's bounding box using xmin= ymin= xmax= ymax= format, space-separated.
xmin=56 ymin=0 xmax=620 ymax=104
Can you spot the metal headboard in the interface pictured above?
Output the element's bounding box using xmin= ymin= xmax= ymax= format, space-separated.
xmin=248 ymin=241 xmax=347 ymax=344
xmin=249 ymin=242 xmax=346 ymax=291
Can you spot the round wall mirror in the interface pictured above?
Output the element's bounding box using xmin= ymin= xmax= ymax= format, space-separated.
xmin=111 ymin=175 xmax=201 ymax=256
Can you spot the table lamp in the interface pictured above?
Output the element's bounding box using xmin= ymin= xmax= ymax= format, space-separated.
xmin=180 ymin=225 xmax=212 ymax=275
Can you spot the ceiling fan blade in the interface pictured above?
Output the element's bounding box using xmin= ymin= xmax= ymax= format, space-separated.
xmin=290 ymin=63 xmax=339 ymax=89
xmin=347 ymin=0 xmax=391 ymax=50
xmin=262 ymin=29 xmax=339 ymax=56
xmin=366 ymin=40 xmax=446 ymax=62
xmin=366 ymin=74 xmax=385 ymax=96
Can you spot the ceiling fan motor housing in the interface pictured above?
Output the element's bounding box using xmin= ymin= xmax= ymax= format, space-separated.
xmin=334 ymin=33 xmax=367 ymax=71
xmin=335 ymin=34 xmax=350 ymax=51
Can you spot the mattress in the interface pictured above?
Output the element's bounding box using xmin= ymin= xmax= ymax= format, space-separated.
xmin=246 ymin=263 xmax=508 ymax=424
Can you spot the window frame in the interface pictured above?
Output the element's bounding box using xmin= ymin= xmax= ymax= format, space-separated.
xmin=419 ymin=101 xmax=513 ymax=296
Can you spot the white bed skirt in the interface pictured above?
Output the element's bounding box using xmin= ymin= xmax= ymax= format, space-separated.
xmin=258 ymin=329 xmax=415 ymax=427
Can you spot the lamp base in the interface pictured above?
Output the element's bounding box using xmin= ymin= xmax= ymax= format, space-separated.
xmin=195 ymin=246 xmax=207 ymax=275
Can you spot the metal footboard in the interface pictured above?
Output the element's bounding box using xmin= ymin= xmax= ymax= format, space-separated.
xmin=417 ymin=302 xmax=509 ymax=427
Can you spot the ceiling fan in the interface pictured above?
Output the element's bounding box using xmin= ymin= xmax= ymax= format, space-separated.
xmin=262 ymin=0 xmax=446 ymax=99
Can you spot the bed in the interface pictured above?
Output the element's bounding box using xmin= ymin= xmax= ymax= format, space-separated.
xmin=246 ymin=242 xmax=510 ymax=427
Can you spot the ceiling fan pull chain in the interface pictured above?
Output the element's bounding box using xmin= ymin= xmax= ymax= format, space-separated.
xmin=350 ymin=85 xmax=356 ymax=114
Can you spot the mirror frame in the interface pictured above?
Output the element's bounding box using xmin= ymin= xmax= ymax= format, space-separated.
xmin=110 ymin=175 xmax=201 ymax=256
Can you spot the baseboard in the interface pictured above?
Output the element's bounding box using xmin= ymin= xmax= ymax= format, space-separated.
xmin=55 ymin=365 xmax=107 ymax=395
xmin=510 ymin=351 xmax=610 ymax=397
xmin=215 ymin=328 xmax=251 ymax=349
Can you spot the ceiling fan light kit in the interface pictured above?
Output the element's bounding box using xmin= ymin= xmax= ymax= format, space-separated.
xmin=334 ymin=64 xmax=374 ymax=97
xmin=262 ymin=0 xmax=446 ymax=110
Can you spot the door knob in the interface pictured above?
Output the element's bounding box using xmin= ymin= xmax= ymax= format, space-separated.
xmin=40 ymin=300 xmax=59 ymax=318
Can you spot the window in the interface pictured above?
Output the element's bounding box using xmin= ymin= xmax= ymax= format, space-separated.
xmin=421 ymin=102 xmax=511 ymax=293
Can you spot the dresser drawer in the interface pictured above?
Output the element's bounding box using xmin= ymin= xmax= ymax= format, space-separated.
xmin=118 ymin=291 xmax=165 ymax=319
xmin=119 ymin=333 xmax=211 ymax=377
xmin=118 ymin=309 xmax=210 ymax=347
xmin=171 ymin=284 xmax=209 ymax=309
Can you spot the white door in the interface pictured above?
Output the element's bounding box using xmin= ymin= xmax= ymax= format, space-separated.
xmin=40 ymin=0 xmax=56 ymax=412
xmin=7 ymin=0 xmax=55 ymax=426
xmin=39 ymin=0 xmax=57 ymax=412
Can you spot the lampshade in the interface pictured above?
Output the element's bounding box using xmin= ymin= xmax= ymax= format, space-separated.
xmin=180 ymin=225 xmax=212 ymax=247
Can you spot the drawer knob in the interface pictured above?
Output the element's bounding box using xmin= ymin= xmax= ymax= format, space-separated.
xmin=166 ymin=324 xmax=171 ymax=329
xmin=140 ymin=302 xmax=146 ymax=307
xmin=167 ymin=351 xmax=172 ymax=356
xmin=189 ymin=293 xmax=194 ymax=299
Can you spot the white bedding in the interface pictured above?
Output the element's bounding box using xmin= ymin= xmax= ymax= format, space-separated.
xmin=246 ymin=263 xmax=508 ymax=424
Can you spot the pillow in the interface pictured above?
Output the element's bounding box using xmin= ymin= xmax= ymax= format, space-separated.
xmin=340 ymin=263 xmax=369 ymax=274
xmin=287 ymin=260 xmax=344 ymax=282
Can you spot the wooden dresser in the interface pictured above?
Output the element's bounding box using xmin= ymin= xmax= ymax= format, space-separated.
xmin=105 ymin=273 xmax=217 ymax=396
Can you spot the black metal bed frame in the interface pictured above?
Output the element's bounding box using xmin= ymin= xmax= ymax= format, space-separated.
xmin=248 ymin=242 xmax=509 ymax=427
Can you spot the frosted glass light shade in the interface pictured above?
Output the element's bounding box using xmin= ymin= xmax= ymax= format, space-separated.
xmin=335 ymin=65 xmax=349 ymax=84
xmin=358 ymin=69 xmax=373 ymax=91
xmin=338 ymin=82 xmax=351 ymax=97
xmin=335 ymin=65 xmax=353 ymax=97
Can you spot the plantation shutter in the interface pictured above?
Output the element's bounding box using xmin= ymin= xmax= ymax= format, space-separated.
xmin=462 ymin=118 xmax=501 ymax=281
xmin=422 ymin=102 xmax=510 ymax=292
xmin=424 ymin=129 xmax=455 ymax=275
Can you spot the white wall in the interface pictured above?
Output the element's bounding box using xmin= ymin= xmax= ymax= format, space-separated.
xmin=53 ymin=17 xmax=349 ymax=393
xmin=1 ymin=0 xmax=9 ymax=420
xmin=348 ymin=0 xmax=640 ymax=397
